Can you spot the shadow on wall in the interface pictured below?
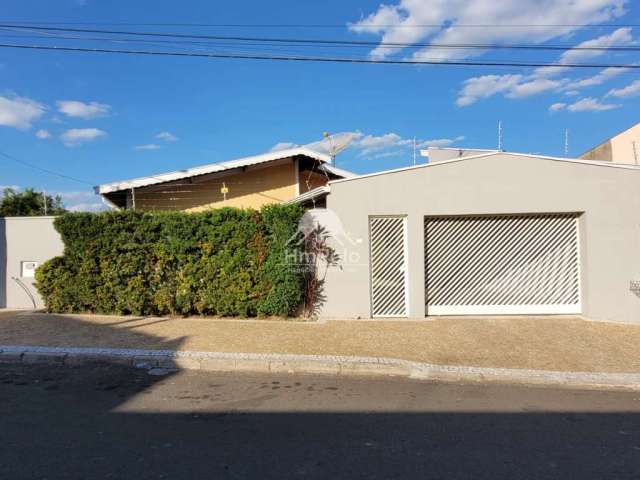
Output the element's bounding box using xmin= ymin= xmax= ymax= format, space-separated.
xmin=0 ymin=219 xmax=6 ymax=308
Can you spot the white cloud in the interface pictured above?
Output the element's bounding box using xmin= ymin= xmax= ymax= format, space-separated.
xmin=564 ymin=67 xmax=629 ymax=91
xmin=270 ymin=141 xmax=298 ymax=152
xmin=549 ymin=102 xmax=567 ymax=112
xmin=58 ymin=191 xmax=108 ymax=212
xmin=135 ymin=143 xmax=162 ymax=150
xmin=156 ymin=131 xmax=178 ymax=142
xmin=350 ymin=0 xmax=627 ymax=61
xmin=0 ymin=95 xmax=46 ymax=129
xmin=506 ymin=78 xmax=568 ymax=99
xmin=418 ymin=136 xmax=466 ymax=148
xmin=68 ymin=202 xmax=107 ymax=212
xmin=35 ymin=129 xmax=52 ymax=139
xmin=60 ymin=128 xmax=107 ymax=147
xmin=535 ymin=28 xmax=633 ymax=78
xmin=567 ymin=97 xmax=619 ymax=112
xmin=607 ymin=79 xmax=640 ymax=98
xmin=271 ymin=131 xmax=464 ymax=160
xmin=457 ymin=59 xmax=631 ymax=106
xmin=456 ymin=74 xmax=523 ymax=106
xmin=356 ymin=132 xmax=412 ymax=155
xmin=56 ymin=100 xmax=111 ymax=119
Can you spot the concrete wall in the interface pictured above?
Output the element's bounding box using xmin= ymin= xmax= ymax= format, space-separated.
xmin=0 ymin=217 xmax=63 ymax=309
xmin=320 ymin=153 xmax=640 ymax=324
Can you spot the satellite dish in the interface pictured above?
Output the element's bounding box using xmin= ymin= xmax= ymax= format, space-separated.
xmin=305 ymin=132 xmax=358 ymax=165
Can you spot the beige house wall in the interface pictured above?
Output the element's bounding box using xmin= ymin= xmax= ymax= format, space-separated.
xmin=129 ymin=160 xmax=299 ymax=211
xmin=321 ymin=153 xmax=640 ymax=324
xmin=580 ymin=123 xmax=640 ymax=164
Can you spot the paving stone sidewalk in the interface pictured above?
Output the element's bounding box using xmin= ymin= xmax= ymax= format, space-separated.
xmin=1 ymin=310 xmax=640 ymax=374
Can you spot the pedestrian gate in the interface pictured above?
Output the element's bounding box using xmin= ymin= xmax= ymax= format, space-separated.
xmin=369 ymin=216 xmax=409 ymax=317
xmin=424 ymin=214 xmax=581 ymax=315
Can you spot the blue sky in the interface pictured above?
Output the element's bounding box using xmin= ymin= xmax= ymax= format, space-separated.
xmin=1 ymin=0 xmax=640 ymax=211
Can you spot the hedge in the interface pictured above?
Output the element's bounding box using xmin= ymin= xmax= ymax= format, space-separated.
xmin=35 ymin=204 xmax=305 ymax=317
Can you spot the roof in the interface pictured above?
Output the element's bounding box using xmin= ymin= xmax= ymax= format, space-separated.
xmin=95 ymin=147 xmax=332 ymax=195
xmin=319 ymin=163 xmax=356 ymax=178
xmin=283 ymin=186 xmax=330 ymax=205
xmin=330 ymin=151 xmax=640 ymax=185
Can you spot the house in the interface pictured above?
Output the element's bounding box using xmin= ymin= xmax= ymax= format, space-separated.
xmin=95 ymin=147 xmax=354 ymax=211
xmin=318 ymin=151 xmax=640 ymax=325
xmin=580 ymin=122 xmax=640 ymax=164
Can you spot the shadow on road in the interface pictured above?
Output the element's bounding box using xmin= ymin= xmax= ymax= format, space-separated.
xmin=1 ymin=361 xmax=639 ymax=479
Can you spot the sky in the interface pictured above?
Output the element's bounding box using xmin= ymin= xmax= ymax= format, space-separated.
xmin=1 ymin=0 xmax=640 ymax=211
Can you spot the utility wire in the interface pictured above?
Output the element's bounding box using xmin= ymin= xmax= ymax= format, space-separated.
xmin=3 ymin=24 xmax=640 ymax=52
xmin=0 ymin=150 xmax=94 ymax=186
xmin=2 ymin=42 xmax=639 ymax=69
xmin=1 ymin=21 xmax=640 ymax=28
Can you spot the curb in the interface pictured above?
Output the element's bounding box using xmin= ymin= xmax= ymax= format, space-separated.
xmin=2 ymin=345 xmax=640 ymax=391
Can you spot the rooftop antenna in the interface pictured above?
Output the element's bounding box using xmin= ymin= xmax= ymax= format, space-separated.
xmin=321 ymin=132 xmax=354 ymax=166
xmin=413 ymin=137 xmax=417 ymax=165
xmin=497 ymin=120 xmax=503 ymax=151
xmin=564 ymin=129 xmax=569 ymax=156
xmin=633 ymin=141 xmax=638 ymax=165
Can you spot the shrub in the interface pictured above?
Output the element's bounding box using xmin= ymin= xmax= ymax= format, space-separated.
xmin=35 ymin=205 xmax=305 ymax=317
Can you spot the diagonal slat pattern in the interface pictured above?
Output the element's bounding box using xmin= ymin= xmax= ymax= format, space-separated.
xmin=370 ymin=216 xmax=408 ymax=317
xmin=425 ymin=214 xmax=581 ymax=314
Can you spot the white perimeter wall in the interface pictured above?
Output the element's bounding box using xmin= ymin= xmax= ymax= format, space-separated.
xmin=0 ymin=217 xmax=63 ymax=309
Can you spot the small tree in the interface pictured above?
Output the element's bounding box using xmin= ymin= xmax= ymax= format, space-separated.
xmin=302 ymin=224 xmax=340 ymax=318
xmin=0 ymin=188 xmax=67 ymax=217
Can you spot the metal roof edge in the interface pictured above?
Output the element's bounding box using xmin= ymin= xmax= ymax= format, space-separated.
xmin=283 ymin=185 xmax=330 ymax=205
xmin=96 ymin=147 xmax=331 ymax=194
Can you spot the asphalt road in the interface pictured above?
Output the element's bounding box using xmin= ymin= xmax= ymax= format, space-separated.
xmin=1 ymin=363 xmax=640 ymax=479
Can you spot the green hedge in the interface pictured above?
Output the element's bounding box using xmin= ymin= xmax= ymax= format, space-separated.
xmin=35 ymin=204 xmax=305 ymax=317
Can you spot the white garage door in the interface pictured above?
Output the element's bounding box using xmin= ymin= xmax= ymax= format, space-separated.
xmin=424 ymin=214 xmax=581 ymax=315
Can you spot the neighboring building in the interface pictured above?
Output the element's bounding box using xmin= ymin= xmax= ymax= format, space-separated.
xmin=319 ymin=151 xmax=640 ymax=325
xmin=579 ymin=122 xmax=640 ymax=164
xmin=0 ymin=216 xmax=63 ymax=309
xmin=95 ymin=148 xmax=354 ymax=211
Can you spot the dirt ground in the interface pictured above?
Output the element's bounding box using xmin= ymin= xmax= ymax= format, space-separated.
xmin=1 ymin=310 xmax=639 ymax=373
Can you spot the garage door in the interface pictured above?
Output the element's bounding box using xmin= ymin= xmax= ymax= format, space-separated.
xmin=424 ymin=214 xmax=581 ymax=315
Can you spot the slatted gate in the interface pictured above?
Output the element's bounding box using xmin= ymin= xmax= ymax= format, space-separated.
xmin=424 ymin=214 xmax=581 ymax=315
xmin=369 ymin=216 xmax=409 ymax=317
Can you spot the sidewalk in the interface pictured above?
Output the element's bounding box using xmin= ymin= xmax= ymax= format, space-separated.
xmin=1 ymin=310 xmax=639 ymax=374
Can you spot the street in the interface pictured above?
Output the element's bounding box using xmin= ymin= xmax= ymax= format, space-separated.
xmin=1 ymin=363 xmax=640 ymax=479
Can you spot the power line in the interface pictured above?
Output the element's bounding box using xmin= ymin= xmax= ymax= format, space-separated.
xmin=4 ymin=24 xmax=640 ymax=52
xmin=2 ymin=43 xmax=640 ymax=69
xmin=0 ymin=150 xmax=94 ymax=186
xmin=0 ymin=21 xmax=639 ymax=28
